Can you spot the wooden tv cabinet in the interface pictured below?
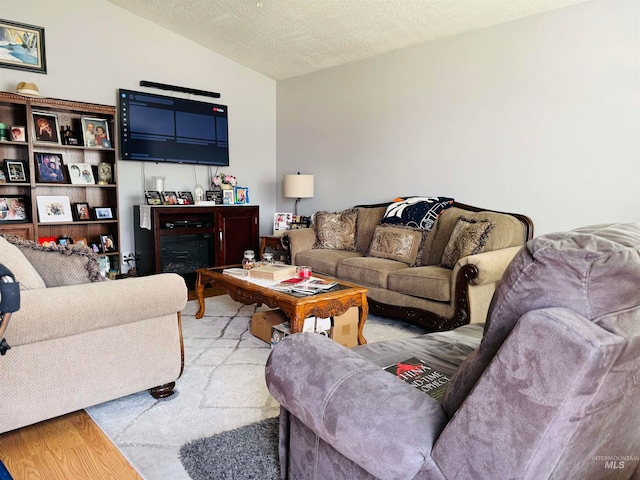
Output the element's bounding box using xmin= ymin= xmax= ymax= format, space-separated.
xmin=133 ymin=205 xmax=259 ymax=284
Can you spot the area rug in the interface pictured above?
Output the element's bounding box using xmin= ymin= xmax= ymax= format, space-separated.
xmin=179 ymin=417 xmax=279 ymax=480
xmin=87 ymin=294 xmax=427 ymax=479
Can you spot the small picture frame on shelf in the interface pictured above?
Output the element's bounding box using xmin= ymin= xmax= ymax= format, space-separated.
xmin=97 ymin=162 xmax=112 ymax=184
xmin=100 ymin=233 xmax=116 ymax=253
xmin=10 ymin=126 xmax=26 ymax=142
xmin=234 ymin=186 xmax=249 ymax=205
xmin=67 ymin=163 xmax=95 ymax=185
xmin=38 ymin=236 xmax=58 ymax=247
xmin=73 ymin=237 xmax=88 ymax=246
xmin=206 ymin=190 xmax=222 ymax=204
xmin=161 ymin=191 xmax=178 ymax=205
xmin=35 ymin=153 xmax=65 ymax=183
xmin=81 ymin=116 xmax=110 ymax=148
xmin=0 ymin=196 xmax=28 ymax=222
xmin=5 ymin=160 xmax=27 ymax=182
xmin=36 ymin=195 xmax=73 ymax=223
xmin=94 ymin=207 xmax=113 ymax=220
xmin=177 ymin=191 xmax=194 ymax=205
xmin=32 ymin=112 xmax=60 ymax=144
xmin=73 ymin=202 xmax=91 ymax=221
xmin=222 ymin=189 xmax=234 ymax=205
xmin=0 ymin=169 xmax=5 ymax=183
xmin=57 ymin=236 xmax=73 ymax=246
xmin=145 ymin=191 xmax=162 ymax=205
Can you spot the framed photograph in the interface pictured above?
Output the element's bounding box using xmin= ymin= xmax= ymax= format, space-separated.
xmin=161 ymin=191 xmax=178 ymax=205
xmin=36 ymin=195 xmax=73 ymax=223
xmin=222 ymin=189 xmax=234 ymax=205
xmin=35 ymin=153 xmax=65 ymax=183
xmin=206 ymin=189 xmax=222 ymax=204
xmin=73 ymin=237 xmax=88 ymax=246
xmin=234 ymin=186 xmax=249 ymax=205
xmin=73 ymin=202 xmax=91 ymax=221
xmin=57 ymin=236 xmax=72 ymax=247
xmin=100 ymin=234 xmax=116 ymax=253
xmin=81 ymin=116 xmax=110 ymax=148
xmin=5 ymin=160 xmax=27 ymax=182
xmin=145 ymin=191 xmax=162 ymax=205
xmin=67 ymin=163 xmax=95 ymax=185
xmin=32 ymin=112 xmax=60 ymax=144
xmin=0 ymin=19 xmax=46 ymax=74
xmin=273 ymin=212 xmax=293 ymax=234
xmin=94 ymin=207 xmax=113 ymax=220
xmin=38 ymin=236 xmax=58 ymax=247
xmin=97 ymin=162 xmax=112 ymax=184
xmin=0 ymin=196 xmax=28 ymax=222
xmin=0 ymin=169 xmax=5 ymax=183
xmin=177 ymin=191 xmax=194 ymax=205
xmin=10 ymin=126 xmax=25 ymax=142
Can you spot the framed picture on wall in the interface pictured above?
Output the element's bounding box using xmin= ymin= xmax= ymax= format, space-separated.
xmin=0 ymin=19 xmax=47 ymax=73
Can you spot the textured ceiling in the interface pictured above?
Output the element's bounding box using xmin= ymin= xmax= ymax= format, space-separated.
xmin=107 ymin=0 xmax=586 ymax=80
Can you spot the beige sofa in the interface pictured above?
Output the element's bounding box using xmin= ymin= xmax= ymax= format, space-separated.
xmin=285 ymin=200 xmax=533 ymax=331
xmin=0 ymin=235 xmax=188 ymax=434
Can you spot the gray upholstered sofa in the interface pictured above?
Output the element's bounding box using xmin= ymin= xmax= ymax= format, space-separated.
xmin=285 ymin=199 xmax=533 ymax=331
xmin=0 ymin=235 xmax=188 ymax=434
xmin=267 ymin=223 xmax=640 ymax=479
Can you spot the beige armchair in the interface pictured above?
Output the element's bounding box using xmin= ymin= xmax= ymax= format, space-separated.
xmin=0 ymin=235 xmax=187 ymax=434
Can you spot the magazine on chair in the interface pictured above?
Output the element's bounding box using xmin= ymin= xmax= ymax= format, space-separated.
xmin=384 ymin=357 xmax=450 ymax=402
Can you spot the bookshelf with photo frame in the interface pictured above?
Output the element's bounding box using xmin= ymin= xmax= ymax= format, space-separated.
xmin=0 ymin=91 xmax=120 ymax=272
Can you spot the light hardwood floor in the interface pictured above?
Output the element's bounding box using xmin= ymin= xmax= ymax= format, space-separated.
xmin=0 ymin=410 xmax=142 ymax=479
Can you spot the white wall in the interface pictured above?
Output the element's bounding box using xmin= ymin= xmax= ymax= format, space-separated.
xmin=1 ymin=0 xmax=276 ymax=269
xmin=277 ymin=0 xmax=640 ymax=235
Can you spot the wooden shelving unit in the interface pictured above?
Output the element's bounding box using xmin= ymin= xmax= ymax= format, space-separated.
xmin=0 ymin=91 xmax=120 ymax=270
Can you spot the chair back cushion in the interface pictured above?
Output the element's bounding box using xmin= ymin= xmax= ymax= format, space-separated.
xmin=443 ymin=223 xmax=640 ymax=418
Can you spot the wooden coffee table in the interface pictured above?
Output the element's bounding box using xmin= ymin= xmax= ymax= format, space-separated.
xmin=195 ymin=267 xmax=369 ymax=344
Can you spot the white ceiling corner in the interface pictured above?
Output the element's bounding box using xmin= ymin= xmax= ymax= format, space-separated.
xmin=107 ymin=0 xmax=588 ymax=80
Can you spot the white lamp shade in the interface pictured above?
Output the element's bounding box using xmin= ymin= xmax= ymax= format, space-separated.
xmin=283 ymin=174 xmax=314 ymax=198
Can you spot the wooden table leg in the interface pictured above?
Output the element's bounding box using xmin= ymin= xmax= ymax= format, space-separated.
xmin=195 ymin=270 xmax=206 ymax=319
xmin=357 ymin=293 xmax=368 ymax=345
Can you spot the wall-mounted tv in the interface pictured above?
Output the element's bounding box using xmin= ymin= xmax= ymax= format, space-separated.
xmin=118 ymin=89 xmax=229 ymax=166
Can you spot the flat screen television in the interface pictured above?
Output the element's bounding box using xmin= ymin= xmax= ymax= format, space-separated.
xmin=118 ymin=89 xmax=229 ymax=166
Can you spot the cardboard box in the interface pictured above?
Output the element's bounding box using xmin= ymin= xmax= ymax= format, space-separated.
xmin=331 ymin=307 xmax=359 ymax=348
xmin=270 ymin=317 xmax=331 ymax=348
xmin=251 ymin=309 xmax=288 ymax=343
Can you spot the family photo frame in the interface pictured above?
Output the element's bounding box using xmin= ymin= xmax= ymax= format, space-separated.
xmin=0 ymin=19 xmax=47 ymax=74
xmin=0 ymin=196 xmax=28 ymax=222
xmin=36 ymin=195 xmax=73 ymax=223
xmin=35 ymin=153 xmax=65 ymax=183
xmin=32 ymin=112 xmax=60 ymax=144
xmin=4 ymin=160 xmax=27 ymax=182
xmin=81 ymin=116 xmax=110 ymax=148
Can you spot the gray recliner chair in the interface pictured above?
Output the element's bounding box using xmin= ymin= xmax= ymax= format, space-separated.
xmin=266 ymin=223 xmax=640 ymax=479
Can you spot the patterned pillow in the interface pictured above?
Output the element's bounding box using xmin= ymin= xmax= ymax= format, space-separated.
xmin=440 ymin=217 xmax=495 ymax=269
xmin=313 ymin=209 xmax=358 ymax=251
xmin=367 ymin=224 xmax=426 ymax=266
xmin=2 ymin=235 xmax=105 ymax=286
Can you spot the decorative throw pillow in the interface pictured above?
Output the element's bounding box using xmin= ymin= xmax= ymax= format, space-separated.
xmin=0 ymin=235 xmax=47 ymax=289
xmin=381 ymin=196 xmax=454 ymax=231
xmin=313 ymin=209 xmax=359 ymax=251
xmin=440 ymin=217 xmax=495 ymax=269
xmin=367 ymin=224 xmax=426 ymax=266
xmin=2 ymin=234 xmax=105 ymax=286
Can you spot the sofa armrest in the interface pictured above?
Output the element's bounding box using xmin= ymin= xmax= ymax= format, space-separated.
xmin=266 ymin=333 xmax=448 ymax=480
xmin=7 ymin=273 xmax=188 ymax=347
xmin=456 ymin=246 xmax=522 ymax=285
xmin=283 ymin=228 xmax=316 ymax=265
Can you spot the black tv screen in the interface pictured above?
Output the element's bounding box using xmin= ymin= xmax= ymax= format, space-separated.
xmin=118 ymin=89 xmax=229 ymax=166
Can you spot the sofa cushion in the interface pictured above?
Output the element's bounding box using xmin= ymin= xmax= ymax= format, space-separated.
xmin=354 ymin=206 xmax=387 ymax=253
xmin=295 ymin=249 xmax=363 ymax=277
xmin=440 ymin=217 xmax=494 ymax=268
xmin=367 ymin=225 xmax=425 ymax=266
xmin=388 ymin=266 xmax=451 ymax=302
xmin=0 ymin=235 xmax=46 ymax=289
xmin=337 ymin=256 xmax=407 ymax=289
xmin=380 ymin=196 xmax=454 ymax=230
xmin=3 ymin=234 xmax=105 ymax=287
xmin=313 ymin=209 xmax=358 ymax=251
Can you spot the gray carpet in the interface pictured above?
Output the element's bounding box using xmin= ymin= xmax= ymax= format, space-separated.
xmin=179 ymin=417 xmax=279 ymax=480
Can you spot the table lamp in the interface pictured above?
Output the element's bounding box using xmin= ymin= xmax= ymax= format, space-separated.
xmin=283 ymin=172 xmax=314 ymax=216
